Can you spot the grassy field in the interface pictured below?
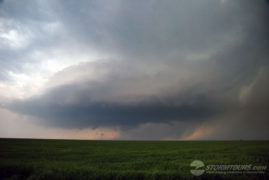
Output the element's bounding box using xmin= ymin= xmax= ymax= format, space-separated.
xmin=0 ymin=139 xmax=268 ymax=179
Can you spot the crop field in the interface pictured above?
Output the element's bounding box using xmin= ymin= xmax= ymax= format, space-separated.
xmin=0 ymin=139 xmax=268 ymax=179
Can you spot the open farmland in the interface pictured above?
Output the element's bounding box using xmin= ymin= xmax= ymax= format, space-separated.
xmin=0 ymin=139 xmax=268 ymax=179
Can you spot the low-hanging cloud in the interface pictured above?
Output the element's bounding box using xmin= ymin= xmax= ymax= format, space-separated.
xmin=7 ymin=61 xmax=220 ymax=129
xmin=1 ymin=0 xmax=269 ymax=139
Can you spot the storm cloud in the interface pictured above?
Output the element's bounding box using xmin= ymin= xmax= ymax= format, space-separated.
xmin=8 ymin=61 xmax=219 ymax=128
xmin=1 ymin=0 xmax=269 ymax=139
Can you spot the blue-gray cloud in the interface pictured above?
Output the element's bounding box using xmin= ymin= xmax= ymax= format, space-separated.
xmin=8 ymin=80 xmax=218 ymax=129
xmin=1 ymin=0 xmax=269 ymax=139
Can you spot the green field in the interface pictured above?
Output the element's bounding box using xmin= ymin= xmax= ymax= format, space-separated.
xmin=0 ymin=139 xmax=268 ymax=179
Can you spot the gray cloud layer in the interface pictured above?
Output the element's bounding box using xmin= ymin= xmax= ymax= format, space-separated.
xmin=1 ymin=0 xmax=269 ymax=139
xmin=8 ymin=63 xmax=218 ymax=129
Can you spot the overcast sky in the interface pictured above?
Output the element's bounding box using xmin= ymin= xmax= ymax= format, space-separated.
xmin=0 ymin=0 xmax=268 ymax=140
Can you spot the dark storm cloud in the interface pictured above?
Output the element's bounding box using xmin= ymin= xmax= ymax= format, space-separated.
xmin=7 ymin=63 xmax=219 ymax=129
xmin=49 ymin=0 xmax=269 ymax=58
xmin=50 ymin=0 xmax=244 ymax=56
xmin=9 ymin=92 xmax=215 ymax=129
xmin=1 ymin=0 xmax=268 ymax=78
xmin=1 ymin=0 xmax=269 ymax=139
